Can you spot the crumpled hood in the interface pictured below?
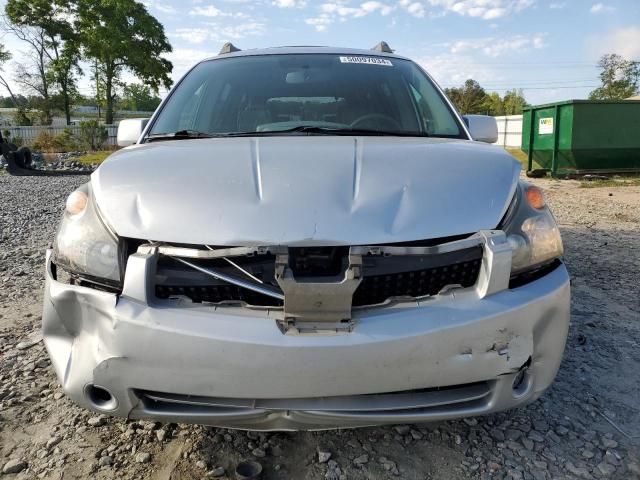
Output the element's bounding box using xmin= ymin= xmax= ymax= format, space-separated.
xmin=92 ymin=136 xmax=520 ymax=246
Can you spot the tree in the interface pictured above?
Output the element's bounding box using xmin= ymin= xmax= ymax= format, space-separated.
xmin=5 ymin=0 xmax=80 ymax=125
xmin=48 ymin=39 xmax=82 ymax=125
xmin=0 ymin=43 xmax=18 ymax=107
xmin=90 ymin=60 xmax=107 ymax=120
xmin=444 ymin=80 xmax=529 ymax=116
xmin=482 ymin=92 xmax=505 ymax=116
xmin=0 ymin=44 xmax=32 ymax=125
xmin=589 ymin=54 xmax=640 ymax=100
xmin=119 ymin=83 xmax=162 ymax=112
xmin=2 ymin=21 xmax=53 ymax=124
xmin=502 ymin=89 xmax=527 ymax=115
xmin=76 ymin=0 xmax=173 ymax=124
xmin=78 ymin=120 xmax=108 ymax=150
xmin=445 ymin=79 xmax=488 ymax=114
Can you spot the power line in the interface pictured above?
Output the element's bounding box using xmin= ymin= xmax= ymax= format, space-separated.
xmin=473 ymin=79 xmax=598 ymax=86
xmin=425 ymin=61 xmax=597 ymax=66
xmin=483 ymin=85 xmax=598 ymax=91
xmin=441 ymin=81 xmax=598 ymax=88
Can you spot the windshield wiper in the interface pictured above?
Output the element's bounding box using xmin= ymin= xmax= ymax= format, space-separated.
xmin=147 ymin=126 xmax=431 ymax=141
xmin=146 ymin=130 xmax=219 ymax=142
xmin=224 ymin=126 xmax=430 ymax=137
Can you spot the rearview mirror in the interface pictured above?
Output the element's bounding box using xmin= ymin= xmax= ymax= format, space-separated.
xmin=463 ymin=115 xmax=498 ymax=144
xmin=117 ymin=118 xmax=149 ymax=147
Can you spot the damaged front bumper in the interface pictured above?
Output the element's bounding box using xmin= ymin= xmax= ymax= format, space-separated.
xmin=42 ymin=234 xmax=570 ymax=430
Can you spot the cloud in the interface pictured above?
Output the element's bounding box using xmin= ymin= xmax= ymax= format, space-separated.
xmin=189 ymin=5 xmax=249 ymax=19
xmin=417 ymin=53 xmax=503 ymax=85
xmin=188 ymin=4 xmax=249 ymax=18
xmin=271 ymin=0 xmax=307 ymax=8
xmin=172 ymin=20 xmax=266 ymax=44
xmin=142 ymin=0 xmax=178 ymax=14
xmin=549 ymin=2 xmax=565 ymax=8
xmin=305 ymin=14 xmax=333 ymax=31
xmin=448 ymin=33 xmax=547 ymax=57
xmin=272 ymin=0 xmax=307 ymax=7
xmin=172 ymin=28 xmax=211 ymax=44
xmin=425 ymin=0 xmax=534 ymax=20
xmin=163 ymin=48 xmax=217 ymax=81
xmin=306 ymin=1 xmax=395 ymax=31
xmin=399 ymin=0 xmax=426 ymax=18
xmin=588 ymin=27 xmax=640 ymax=60
xmin=189 ymin=5 xmax=227 ymax=16
xmin=216 ymin=21 xmax=266 ymax=39
xmin=590 ymin=3 xmax=615 ymax=14
xmin=359 ymin=1 xmax=394 ymax=15
xmin=320 ymin=1 xmax=394 ymax=17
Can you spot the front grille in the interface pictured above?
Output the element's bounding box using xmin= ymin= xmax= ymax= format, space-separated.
xmin=154 ymin=243 xmax=483 ymax=307
xmin=156 ymin=284 xmax=282 ymax=306
xmin=353 ymin=256 xmax=482 ymax=306
xmin=135 ymin=381 xmax=492 ymax=413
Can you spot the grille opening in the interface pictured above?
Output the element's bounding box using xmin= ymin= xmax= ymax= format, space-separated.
xmin=85 ymin=384 xmax=118 ymax=411
xmin=135 ymin=381 xmax=492 ymax=413
xmin=155 ymin=254 xmax=282 ymax=306
xmin=289 ymin=246 xmax=349 ymax=277
xmin=156 ymin=284 xmax=283 ymax=306
xmin=153 ymin=243 xmax=483 ymax=308
xmin=353 ymin=257 xmax=481 ymax=306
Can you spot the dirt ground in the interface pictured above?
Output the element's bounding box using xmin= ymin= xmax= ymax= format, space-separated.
xmin=0 ymin=173 xmax=639 ymax=479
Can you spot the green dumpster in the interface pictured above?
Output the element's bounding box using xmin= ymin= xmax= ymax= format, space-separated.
xmin=521 ymin=100 xmax=640 ymax=177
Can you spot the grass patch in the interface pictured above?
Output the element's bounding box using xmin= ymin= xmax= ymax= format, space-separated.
xmin=74 ymin=151 xmax=113 ymax=165
xmin=579 ymin=177 xmax=640 ymax=188
xmin=506 ymin=148 xmax=542 ymax=170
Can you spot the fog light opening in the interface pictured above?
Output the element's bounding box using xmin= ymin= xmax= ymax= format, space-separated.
xmin=235 ymin=460 xmax=263 ymax=480
xmin=85 ymin=384 xmax=118 ymax=411
xmin=511 ymin=368 xmax=531 ymax=398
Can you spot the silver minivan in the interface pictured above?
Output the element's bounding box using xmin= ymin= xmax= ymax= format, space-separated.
xmin=43 ymin=45 xmax=569 ymax=430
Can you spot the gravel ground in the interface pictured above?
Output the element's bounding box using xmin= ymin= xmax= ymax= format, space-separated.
xmin=1 ymin=172 xmax=639 ymax=479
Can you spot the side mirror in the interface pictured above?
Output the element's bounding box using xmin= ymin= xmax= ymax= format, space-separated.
xmin=117 ymin=118 xmax=149 ymax=147
xmin=463 ymin=115 xmax=498 ymax=144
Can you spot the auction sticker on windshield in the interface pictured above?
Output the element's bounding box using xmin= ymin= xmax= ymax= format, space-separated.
xmin=339 ymin=56 xmax=393 ymax=66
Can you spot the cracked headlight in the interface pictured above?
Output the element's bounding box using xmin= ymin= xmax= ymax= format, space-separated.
xmin=53 ymin=183 xmax=122 ymax=285
xmin=502 ymin=182 xmax=564 ymax=274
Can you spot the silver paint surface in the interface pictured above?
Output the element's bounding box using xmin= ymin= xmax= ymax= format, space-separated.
xmin=92 ymin=136 xmax=520 ymax=245
xmin=43 ymin=250 xmax=570 ymax=430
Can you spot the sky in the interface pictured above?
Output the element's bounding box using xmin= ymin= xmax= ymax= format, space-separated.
xmin=1 ymin=0 xmax=639 ymax=105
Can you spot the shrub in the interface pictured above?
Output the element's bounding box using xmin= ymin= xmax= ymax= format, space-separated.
xmin=12 ymin=108 xmax=32 ymax=126
xmin=1 ymin=129 xmax=23 ymax=147
xmin=32 ymin=131 xmax=58 ymax=152
xmin=78 ymin=120 xmax=108 ymax=151
xmin=55 ymin=128 xmax=78 ymax=151
xmin=12 ymin=135 xmax=24 ymax=147
xmin=31 ymin=128 xmax=78 ymax=153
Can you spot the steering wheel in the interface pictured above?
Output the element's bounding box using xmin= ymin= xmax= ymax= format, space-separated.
xmin=350 ymin=113 xmax=402 ymax=131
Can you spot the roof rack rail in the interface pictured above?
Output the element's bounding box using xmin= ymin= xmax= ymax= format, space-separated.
xmin=371 ymin=41 xmax=393 ymax=53
xmin=219 ymin=42 xmax=241 ymax=55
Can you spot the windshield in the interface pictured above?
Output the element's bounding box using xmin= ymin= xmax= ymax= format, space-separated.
xmin=148 ymin=54 xmax=466 ymax=138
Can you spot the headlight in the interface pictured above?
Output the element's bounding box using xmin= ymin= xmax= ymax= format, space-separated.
xmin=53 ymin=183 xmax=122 ymax=285
xmin=502 ymin=182 xmax=563 ymax=274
